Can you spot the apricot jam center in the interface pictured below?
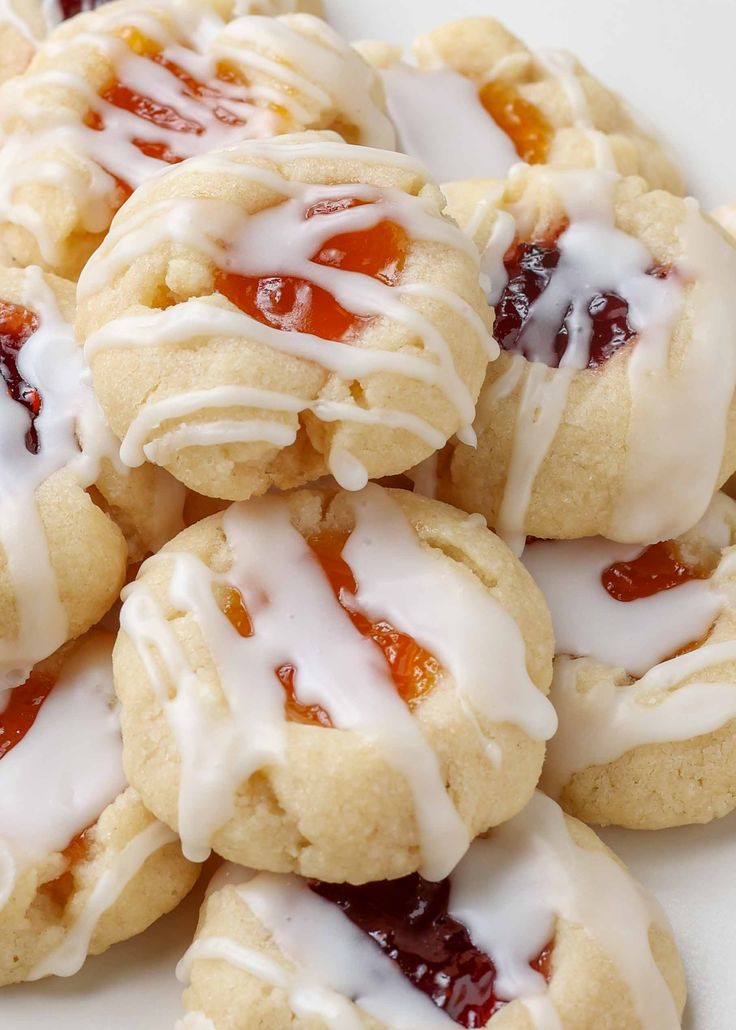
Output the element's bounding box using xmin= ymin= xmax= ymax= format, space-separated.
xmin=479 ymin=81 xmax=553 ymax=165
xmin=40 ymin=829 xmax=91 ymax=909
xmin=494 ymin=232 xmax=637 ymax=369
xmin=0 ymin=671 xmax=55 ymax=760
xmin=215 ymin=197 xmax=409 ymax=342
xmin=311 ymin=874 xmax=552 ymax=1028
xmin=0 ymin=300 xmax=42 ymax=454
xmin=222 ymin=529 xmax=439 ymax=726
xmin=602 ymin=540 xmax=709 ymax=602
xmin=88 ymin=29 xmax=246 ymax=172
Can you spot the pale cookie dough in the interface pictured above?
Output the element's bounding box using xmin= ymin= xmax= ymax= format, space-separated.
xmin=77 ymin=132 xmax=494 ymax=500
xmin=176 ymin=793 xmax=686 ymax=1030
xmin=114 ymin=484 xmax=556 ymax=884
xmin=0 ymin=632 xmax=200 ymax=986
xmin=0 ymin=1 xmax=391 ymax=278
xmin=0 ymin=264 xmax=186 ymax=692
xmin=442 ymin=166 xmax=736 ymax=551
xmin=528 ymin=492 xmax=736 ymax=829
xmin=357 ymin=18 xmax=682 ymax=191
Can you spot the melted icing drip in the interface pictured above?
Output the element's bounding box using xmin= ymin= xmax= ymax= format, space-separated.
xmin=0 ymin=300 xmax=42 ymax=454
xmin=0 ymin=671 xmax=55 ymax=759
xmin=494 ymin=234 xmax=637 ymax=369
xmin=215 ymin=198 xmax=409 ymax=341
xmin=39 ymin=828 xmax=90 ymax=909
xmin=90 ymin=31 xmax=247 ymax=176
xmin=479 ymin=82 xmax=553 ymax=165
xmin=221 ymin=528 xmax=440 ymax=726
xmin=601 ymin=540 xmax=709 ymax=602
xmin=310 ymin=874 xmax=552 ymax=1029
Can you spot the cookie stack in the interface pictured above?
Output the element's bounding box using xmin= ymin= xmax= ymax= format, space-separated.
xmin=6 ymin=2 xmax=732 ymax=1027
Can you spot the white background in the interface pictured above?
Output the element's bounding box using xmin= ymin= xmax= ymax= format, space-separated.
xmin=4 ymin=1 xmax=735 ymax=1027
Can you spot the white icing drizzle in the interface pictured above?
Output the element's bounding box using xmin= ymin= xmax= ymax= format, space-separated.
xmin=28 ymin=819 xmax=177 ymax=979
xmin=470 ymin=167 xmax=692 ymax=547
xmin=0 ymin=636 xmax=125 ymax=909
xmin=81 ymin=140 xmax=493 ymax=488
xmin=0 ymin=0 xmax=43 ymax=45
xmin=178 ymin=793 xmax=678 ymax=1030
xmin=0 ymin=6 xmax=394 ymax=266
xmin=119 ymin=485 xmax=553 ymax=874
xmin=0 ymin=268 xmax=120 ymax=689
xmin=175 ymin=1014 xmax=217 ymax=1030
xmin=379 ymin=63 xmax=518 ymax=183
xmin=522 ymin=537 xmax=721 ymax=676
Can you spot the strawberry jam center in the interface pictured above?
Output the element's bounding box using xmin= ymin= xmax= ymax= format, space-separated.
xmin=215 ymin=197 xmax=409 ymax=342
xmin=479 ymin=82 xmax=553 ymax=165
xmin=88 ymin=30 xmax=247 ymax=177
xmin=601 ymin=540 xmax=709 ymax=602
xmin=0 ymin=671 xmax=55 ymax=760
xmin=311 ymin=874 xmax=552 ymax=1028
xmin=222 ymin=529 xmax=439 ymax=726
xmin=0 ymin=300 xmax=42 ymax=454
xmin=55 ymin=0 xmax=110 ymax=19
xmin=494 ymin=233 xmax=637 ymax=369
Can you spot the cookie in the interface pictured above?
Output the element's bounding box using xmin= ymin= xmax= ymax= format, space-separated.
xmin=356 ymin=18 xmax=682 ymax=191
xmin=0 ymin=2 xmax=392 ymax=278
xmin=114 ymin=484 xmax=556 ymax=884
xmin=0 ymin=264 xmax=187 ymax=690
xmin=525 ymin=492 xmax=736 ymax=828
xmin=443 ymin=165 xmax=736 ymax=549
xmin=0 ymin=631 xmax=200 ymax=985
xmin=176 ymin=792 xmax=685 ymax=1030
xmin=77 ymin=132 xmax=494 ymax=500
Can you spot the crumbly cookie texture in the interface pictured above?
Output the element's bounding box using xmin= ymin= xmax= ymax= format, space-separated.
xmin=538 ymin=492 xmax=736 ymax=829
xmin=77 ymin=133 xmax=492 ymax=501
xmin=178 ymin=804 xmax=685 ymax=1030
xmin=359 ymin=17 xmax=682 ymax=192
xmin=114 ymin=486 xmax=554 ymax=884
xmin=0 ymin=2 xmax=391 ymax=278
xmin=443 ymin=165 xmax=736 ymax=546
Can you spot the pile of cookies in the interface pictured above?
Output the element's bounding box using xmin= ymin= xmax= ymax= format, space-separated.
xmin=3 ymin=0 xmax=734 ymax=1026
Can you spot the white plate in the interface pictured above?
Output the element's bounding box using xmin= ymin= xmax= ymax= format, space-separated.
xmin=3 ymin=1 xmax=734 ymax=1027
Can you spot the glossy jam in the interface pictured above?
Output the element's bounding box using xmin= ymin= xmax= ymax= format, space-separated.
xmin=495 ymin=235 xmax=636 ymax=369
xmin=89 ymin=30 xmax=246 ymax=175
xmin=602 ymin=540 xmax=709 ymax=602
xmin=0 ymin=671 xmax=55 ymax=760
xmin=479 ymin=81 xmax=553 ymax=165
xmin=0 ymin=300 xmax=42 ymax=453
xmin=221 ymin=530 xmax=439 ymax=726
xmin=215 ymin=198 xmax=409 ymax=342
xmin=311 ymin=874 xmax=552 ymax=1028
xmin=55 ymin=0 xmax=110 ymax=20
xmin=40 ymin=830 xmax=90 ymax=909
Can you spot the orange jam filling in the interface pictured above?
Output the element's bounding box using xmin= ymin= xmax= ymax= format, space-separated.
xmin=479 ymin=81 xmax=553 ymax=164
xmin=601 ymin=540 xmax=710 ymax=603
xmin=214 ymin=197 xmax=409 ymax=342
xmin=0 ymin=671 xmax=55 ymax=760
xmin=87 ymin=28 xmax=247 ymax=174
xmin=40 ymin=830 xmax=91 ymax=909
xmin=221 ymin=529 xmax=439 ymax=726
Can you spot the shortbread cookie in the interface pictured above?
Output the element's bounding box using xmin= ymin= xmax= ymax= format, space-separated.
xmin=527 ymin=492 xmax=736 ymax=829
xmin=0 ymin=0 xmax=326 ymax=86
xmin=78 ymin=133 xmax=494 ymax=500
xmin=176 ymin=792 xmax=686 ymax=1030
xmin=357 ymin=18 xmax=682 ymax=191
xmin=0 ymin=3 xmax=391 ymax=277
xmin=443 ymin=166 xmax=736 ymax=549
xmin=114 ymin=484 xmax=556 ymax=884
xmin=0 ymin=631 xmax=200 ymax=985
xmin=0 ymin=264 xmax=186 ymax=690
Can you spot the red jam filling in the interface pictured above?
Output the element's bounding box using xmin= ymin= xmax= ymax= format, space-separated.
xmin=311 ymin=874 xmax=552 ymax=1028
xmin=55 ymin=0 xmax=110 ymax=19
xmin=479 ymin=82 xmax=553 ymax=165
xmin=601 ymin=540 xmax=709 ymax=602
xmin=221 ymin=529 xmax=439 ymax=726
xmin=494 ymin=233 xmax=637 ymax=369
xmin=0 ymin=671 xmax=55 ymax=760
xmin=0 ymin=300 xmax=42 ymax=454
xmin=214 ymin=197 xmax=409 ymax=342
xmin=87 ymin=30 xmax=247 ymax=181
